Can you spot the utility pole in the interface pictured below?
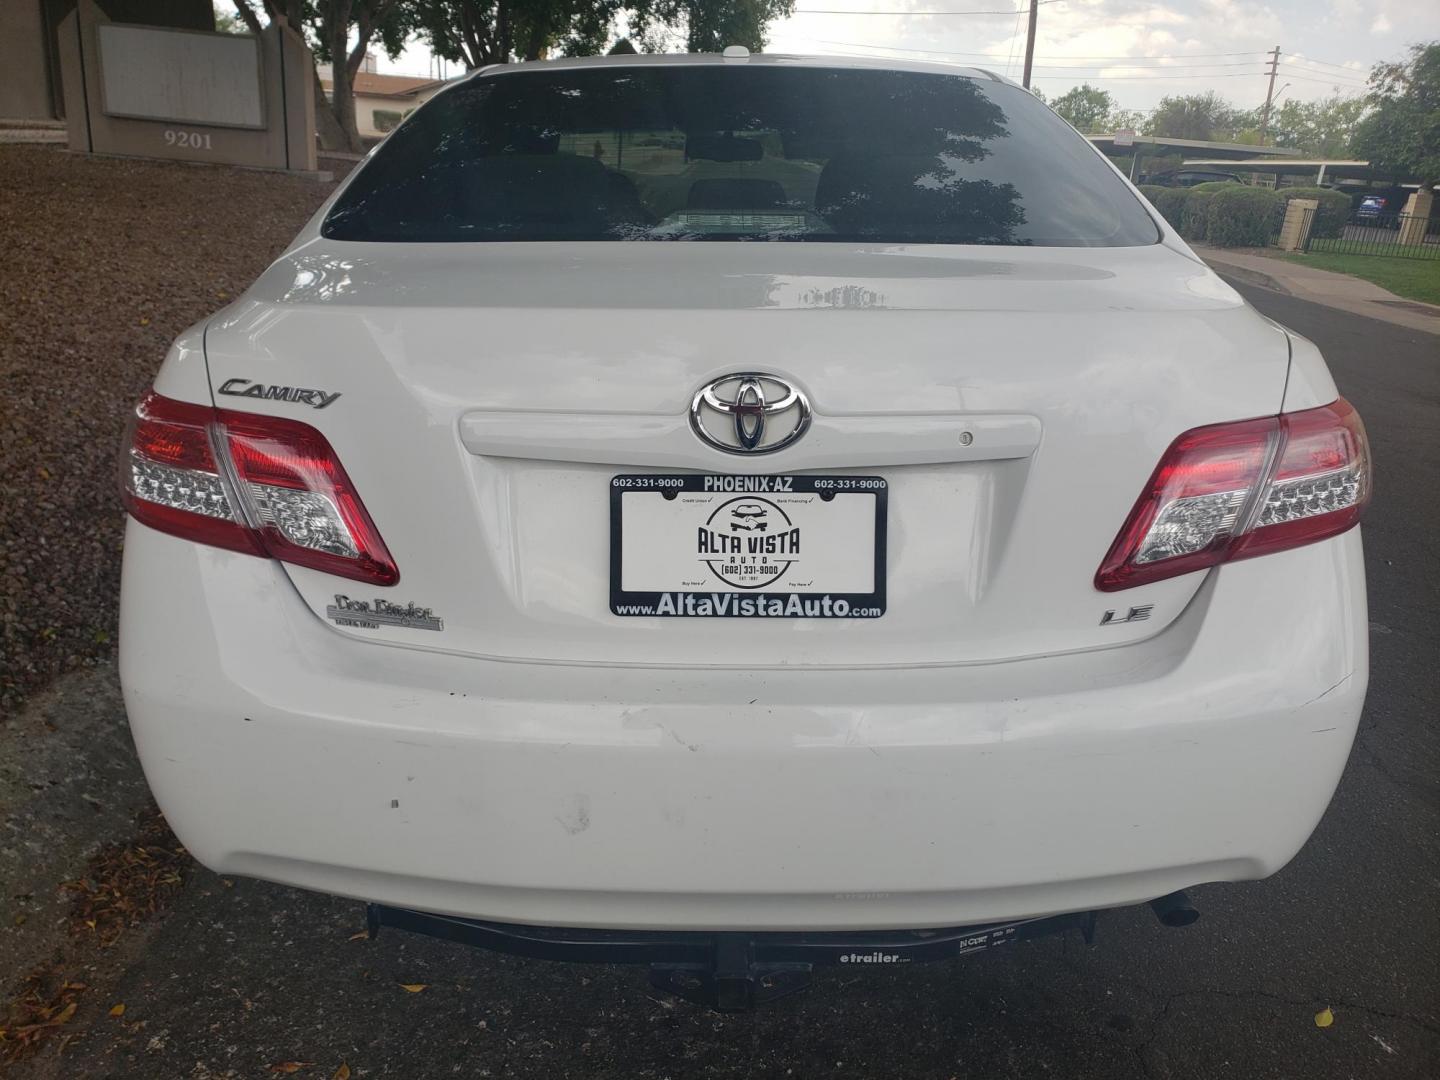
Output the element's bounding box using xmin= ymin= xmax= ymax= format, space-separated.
xmin=1021 ymin=0 xmax=1038 ymax=90
xmin=1258 ymin=45 xmax=1281 ymax=143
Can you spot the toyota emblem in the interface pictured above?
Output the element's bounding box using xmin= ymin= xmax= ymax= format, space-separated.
xmin=690 ymin=373 xmax=811 ymax=455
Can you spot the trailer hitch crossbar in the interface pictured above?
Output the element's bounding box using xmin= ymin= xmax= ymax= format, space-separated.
xmin=367 ymin=904 xmax=1102 ymax=1010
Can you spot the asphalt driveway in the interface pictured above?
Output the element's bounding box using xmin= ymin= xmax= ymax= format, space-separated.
xmin=2 ymin=278 xmax=1436 ymax=1078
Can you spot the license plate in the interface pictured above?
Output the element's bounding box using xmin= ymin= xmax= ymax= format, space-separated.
xmin=610 ymin=475 xmax=887 ymax=618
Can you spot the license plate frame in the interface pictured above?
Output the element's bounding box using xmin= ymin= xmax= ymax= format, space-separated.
xmin=609 ymin=474 xmax=887 ymax=618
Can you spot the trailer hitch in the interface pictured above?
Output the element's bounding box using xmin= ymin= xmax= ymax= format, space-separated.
xmin=649 ymin=934 xmax=814 ymax=1010
xmin=366 ymin=904 xmax=1125 ymax=1011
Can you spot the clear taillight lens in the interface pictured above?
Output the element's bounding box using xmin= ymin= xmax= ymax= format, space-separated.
xmin=1096 ymin=398 xmax=1370 ymax=591
xmin=122 ymin=391 xmax=398 ymax=585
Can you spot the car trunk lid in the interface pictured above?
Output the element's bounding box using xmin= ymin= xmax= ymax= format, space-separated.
xmin=202 ymin=240 xmax=1289 ymax=667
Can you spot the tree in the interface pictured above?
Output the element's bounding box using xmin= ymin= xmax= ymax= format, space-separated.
xmin=1266 ymin=94 xmax=1368 ymax=158
xmin=659 ymin=0 xmax=794 ymax=54
xmin=409 ymin=0 xmax=625 ymax=66
xmin=1049 ymin=84 xmax=1115 ymax=133
xmin=233 ymin=1 xmax=413 ymax=153
xmin=411 ymin=0 xmax=794 ymax=70
xmin=1145 ymin=91 xmax=1244 ymax=141
xmin=1108 ymin=107 xmax=1145 ymax=133
xmin=1351 ymin=42 xmax=1440 ymax=185
xmin=213 ymin=7 xmax=245 ymax=33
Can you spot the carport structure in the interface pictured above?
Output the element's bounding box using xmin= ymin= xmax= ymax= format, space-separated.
xmin=1085 ymin=133 xmax=1300 ymax=184
xmin=1178 ymin=157 xmax=1431 ymax=188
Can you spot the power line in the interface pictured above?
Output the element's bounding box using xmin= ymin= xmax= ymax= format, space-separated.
xmin=1277 ymin=71 xmax=1368 ymax=87
xmin=792 ymin=3 xmax=1063 ymax=14
xmin=1015 ymin=49 xmax=1262 ymax=60
xmin=1283 ymin=54 xmax=1365 ymax=72
xmin=815 ymin=40 xmax=1265 ymax=61
xmin=1002 ymin=4 xmax=1024 ymax=77
xmin=824 ymin=42 xmax=1274 ymax=69
xmin=1028 ymin=71 xmax=1270 ymax=80
xmin=1277 ymin=62 xmax=1366 ymax=79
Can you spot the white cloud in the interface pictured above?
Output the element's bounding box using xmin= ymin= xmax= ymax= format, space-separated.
xmin=368 ymin=0 xmax=1440 ymax=113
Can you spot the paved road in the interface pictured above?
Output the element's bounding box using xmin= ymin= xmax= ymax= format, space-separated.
xmin=15 ymin=283 xmax=1440 ymax=1079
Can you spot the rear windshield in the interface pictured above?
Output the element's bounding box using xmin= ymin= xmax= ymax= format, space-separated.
xmin=323 ymin=64 xmax=1159 ymax=247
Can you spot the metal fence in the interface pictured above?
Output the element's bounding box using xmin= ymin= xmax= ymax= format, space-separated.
xmin=1300 ymin=211 xmax=1440 ymax=260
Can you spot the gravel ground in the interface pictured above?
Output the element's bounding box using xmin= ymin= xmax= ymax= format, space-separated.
xmin=0 ymin=145 xmax=334 ymax=711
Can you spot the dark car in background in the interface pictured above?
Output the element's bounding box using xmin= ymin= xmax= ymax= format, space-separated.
xmin=1352 ymin=187 xmax=1413 ymax=226
xmin=1144 ymin=168 xmax=1243 ymax=188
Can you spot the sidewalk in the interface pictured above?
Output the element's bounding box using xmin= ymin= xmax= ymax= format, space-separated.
xmin=1197 ymin=245 xmax=1440 ymax=336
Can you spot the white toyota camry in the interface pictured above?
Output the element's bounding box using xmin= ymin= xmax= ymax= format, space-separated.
xmin=118 ymin=52 xmax=1370 ymax=1008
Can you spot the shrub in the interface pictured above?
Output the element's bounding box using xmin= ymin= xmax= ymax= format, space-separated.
xmin=1149 ymin=187 xmax=1190 ymax=229
xmin=1188 ymin=181 xmax=1246 ymax=193
xmin=1181 ymin=190 xmax=1215 ymax=241
xmin=1137 ymin=184 xmax=1169 ymax=203
xmin=373 ymin=109 xmax=405 ymax=133
xmin=1205 ymin=186 xmax=1283 ymax=247
xmin=1274 ymin=186 xmax=1352 ymax=239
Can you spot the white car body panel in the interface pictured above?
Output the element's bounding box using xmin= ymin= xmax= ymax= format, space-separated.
xmin=121 ymin=522 xmax=1365 ymax=929
xmin=202 ymin=243 xmax=1289 ymax=668
xmin=119 ymin=52 xmax=1368 ymax=934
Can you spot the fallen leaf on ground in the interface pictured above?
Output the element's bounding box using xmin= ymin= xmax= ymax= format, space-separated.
xmin=108 ymin=1003 xmax=125 ymax=1017
xmin=399 ymin=983 xmax=427 ymax=993
xmin=1314 ymin=1006 xmax=1335 ymax=1028
xmin=268 ymin=1062 xmax=315 ymax=1074
xmin=347 ymin=929 xmax=369 ymax=942
xmin=62 ymin=808 xmax=188 ymax=946
xmin=333 ymin=1065 xmax=352 ymax=1080
xmin=0 ymin=969 xmax=87 ymax=1062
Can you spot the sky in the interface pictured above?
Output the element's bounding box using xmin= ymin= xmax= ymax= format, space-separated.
xmin=352 ymin=0 xmax=1439 ymax=116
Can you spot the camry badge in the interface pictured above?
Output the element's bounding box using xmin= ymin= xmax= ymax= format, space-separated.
xmin=218 ymin=378 xmax=341 ymax=410
xmin=690 ymin=373 xmax=811 ymax=455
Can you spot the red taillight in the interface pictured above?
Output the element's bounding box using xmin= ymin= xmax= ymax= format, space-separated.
xmin=122 ymin=393 xmax=265 ymax=557
xmin=1096 ymin=398 xmax=1370 ymax=591
xmin=121 ymin=391 xmax=398 ymax=585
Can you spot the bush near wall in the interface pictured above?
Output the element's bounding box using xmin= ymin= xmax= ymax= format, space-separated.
xmin=1137 ymin=184 xmax=1169 ymax=203
xmin=1181 ymin=190 xmax=1216 ymax=241
xmin=1188 ymin=181 xmax=1245 ymax=193
xmin=1275 ymin=186 xmax=1351 ymax=239
xmin=1206 ymin=186 xmax=1284 ymax=247
xmin=1150 ymin=187 xmax=1191 ymax=229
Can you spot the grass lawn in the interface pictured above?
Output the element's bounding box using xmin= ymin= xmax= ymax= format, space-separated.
xmin=1274 ymin=251 xmax=1440 ymax=306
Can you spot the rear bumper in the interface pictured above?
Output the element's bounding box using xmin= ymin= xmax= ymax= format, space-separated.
xmin=118 ymin=522 xmax=1367 ymax=931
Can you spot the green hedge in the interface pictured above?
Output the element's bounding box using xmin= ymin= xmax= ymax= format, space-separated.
xmin=1137 ymin=184 xmax=1169 ymax=203
xmin=1206 ymin=187 xmax=1283 ymax=247
xmin=1188 ymin=181 xmax=1245 ymax=193
xmin=1275 ymin=186 xmax=1351 ymax=239
xmin=1149 ymin=187 xmax=1190 ymax=228
xmin=1181 ymin=190 xmax=1216 ymax=241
